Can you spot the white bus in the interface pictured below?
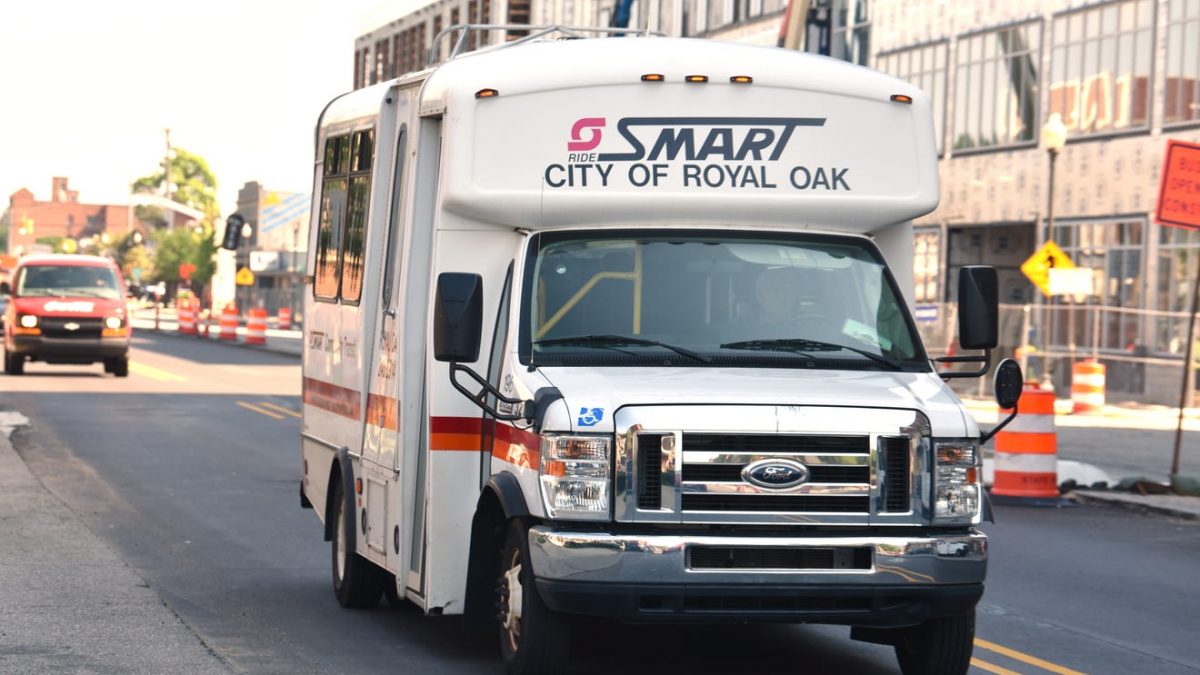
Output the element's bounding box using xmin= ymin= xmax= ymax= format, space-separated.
xmin=300 ymin=27 xmax=1021 ymax=675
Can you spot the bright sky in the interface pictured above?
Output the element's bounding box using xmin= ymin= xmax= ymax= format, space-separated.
xmin=0 ymin=0 xmax=420 ymax=213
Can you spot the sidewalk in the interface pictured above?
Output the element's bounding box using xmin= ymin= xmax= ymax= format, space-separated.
xmin=964 ymin=396 xmax=1200 ymax=520
xmin=130 ymin=306 xmax=301 ymax=356
xmin=0 ymin=413 xmax=227 ymax=673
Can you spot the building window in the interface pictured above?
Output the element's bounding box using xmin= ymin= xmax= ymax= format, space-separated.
xmin=877 ymin=41 xmax=948 ymax=154
xmin=1049 ymin=0 xmax=1153 ymax=137
xmin=953 ymin=20 xmax=1041 ymax=151
xmin=913 ymin=228 xmax=941 ymax=304
xmin=1051 ymin=218 xmax=1144 ymax=352
xmin=1165 ymin=0 xmax=1200 ymax=126
xmin=1156 ymin=227 xmax=1200 ymax=354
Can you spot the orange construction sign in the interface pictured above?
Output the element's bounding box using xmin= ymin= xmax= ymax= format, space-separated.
xmin=1157 ymin=139 xmax=1200 ymax=230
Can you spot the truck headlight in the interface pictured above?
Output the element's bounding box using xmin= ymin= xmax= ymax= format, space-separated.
xmin=19 ymin=314 xmax=38 ymax=329
xmin=104 ymin=316 xmax=123 ymax=330
xmin=933 ymin=440 xmax=980 ymax=523
xmin=539 ymin=434 xmax=610 ymax=521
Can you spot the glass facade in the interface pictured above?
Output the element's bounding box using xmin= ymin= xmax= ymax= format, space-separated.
xmin=1165 ymin=0 xmax=1200 ymax=126
xmin=953 ymin=21 xmax=1041 ymax=151
xmin=1051 ymin=218 xmax=1144 ymax=352
xmin=1049 ymin=0 xmax=1153 ymax=136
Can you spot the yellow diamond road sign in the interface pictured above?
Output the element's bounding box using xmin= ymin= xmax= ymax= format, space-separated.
xmin=236 ymin=267 xmax=255 ymax=286
xmin=1021 ymin=240 xmax=1075 ymax=298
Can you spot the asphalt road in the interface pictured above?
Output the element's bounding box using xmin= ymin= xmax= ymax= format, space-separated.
xmin=2 ymin=331 xmax=1199 ymax=674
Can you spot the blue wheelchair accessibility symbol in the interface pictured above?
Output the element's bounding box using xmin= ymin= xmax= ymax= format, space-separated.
xmin=577 ymin=407 xmax=604 ymax=427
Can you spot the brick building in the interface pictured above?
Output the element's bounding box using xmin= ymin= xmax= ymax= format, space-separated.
xmin=6 ymin=178 xmax=149 ymax=256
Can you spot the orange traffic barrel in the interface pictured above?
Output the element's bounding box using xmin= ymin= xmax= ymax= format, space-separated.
xmin=278 ymin=307 xmax=292 ymax=330
xmin=992 ymin=384 xmax=1059 ymax=499
xmin=245 ymin=308 xmax=267 ymax=345
xmin=219 ymin=305 xmax=239 ymax=341
xmin=1071 ymin=359 xmax=1106 ymax=414
xmin=178 ymin=298 xmax=196 ymax=335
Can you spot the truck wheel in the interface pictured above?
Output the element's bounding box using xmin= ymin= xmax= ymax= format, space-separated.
xmin=330 ymin=479 xmax=384 ymax=608
xmin=110 ymin=358 xmax=129 ymax=378
xmin=4 ymin=351 xmax=23 ymax=376
xmin=894 ymin=611 xmax=975 ymax=675
xmin=497 ymin=520 xmax=569 ymax=675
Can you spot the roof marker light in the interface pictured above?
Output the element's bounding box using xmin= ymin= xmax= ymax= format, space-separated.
xmin=730 ymin=75 xmax=753 ymax=84
xmin=641 ymin=73 xmax=665 ymax=82
xmin=475 ymin=88 xmax=499 ymax=99
xmin=890 ymin=94 xmax=913 ymax=104
xmin=685 ymin=75 xmax=709 ymax=83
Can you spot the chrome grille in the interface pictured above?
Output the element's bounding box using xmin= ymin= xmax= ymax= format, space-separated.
xmin=616 ymin=405 xmax=930 ymax=526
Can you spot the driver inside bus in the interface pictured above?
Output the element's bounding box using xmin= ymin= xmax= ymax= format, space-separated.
xmin=755 ymin=266 xmax=803 ymax=324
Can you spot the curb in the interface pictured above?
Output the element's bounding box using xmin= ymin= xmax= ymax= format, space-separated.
xmin=1066 ymin=490 xmax=1200 ymax=520
xmin=132 ymin=323 xmax=300 ymax=358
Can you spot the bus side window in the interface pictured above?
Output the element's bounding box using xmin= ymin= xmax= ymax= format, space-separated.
xmin=382 ymin=127 xmax=408 ymax=309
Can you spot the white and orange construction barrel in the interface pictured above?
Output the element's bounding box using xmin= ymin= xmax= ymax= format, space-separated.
xmin=219 ymin=305 xmax=239 ymax=341
xmin=245 ymin=308 xmax=268 ymax=345
xmin=278 ymin=307 xmax=292 ymax=330
xmin=178 ymin=298 xmax=196 ymax=335
xmin=992 ymin=384 xmax=1059 ymax=500
xmin=1070 ymin=359 xmax=1106 ymax=414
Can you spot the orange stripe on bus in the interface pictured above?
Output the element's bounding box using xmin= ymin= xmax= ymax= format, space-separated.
xmin=430 ymin=432 xmax=482 ymax=450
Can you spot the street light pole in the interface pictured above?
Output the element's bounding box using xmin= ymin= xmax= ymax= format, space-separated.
xmin=1041 ymin=113 xmax=1068 ymax=387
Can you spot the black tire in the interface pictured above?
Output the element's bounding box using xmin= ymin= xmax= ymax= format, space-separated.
xmin=330 ymin=479 xmax=385 ymax=608
xmin=497 ymin=520 xmax=570 ymax=675
xmin=4 ymin=350 xmax=23 ymax=376
xmin=894 ymin=611 xmax=976 ymax=675
xmin=109 ymin=357 xmax=129 ymax=378
xmin=384 ymin=574 xmax=404 ymax=608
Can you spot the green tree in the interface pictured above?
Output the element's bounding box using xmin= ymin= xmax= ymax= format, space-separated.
xmin=133 ymin=147 xmax=221 ymax=297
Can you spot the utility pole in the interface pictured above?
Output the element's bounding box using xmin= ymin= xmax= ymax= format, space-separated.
xmin=164 ymin=128 xmax=172 ymax=229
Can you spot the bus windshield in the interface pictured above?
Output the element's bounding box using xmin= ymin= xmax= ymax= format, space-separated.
xmin=520 ymin=230 xmax=927 ymax=371
xmin=17 ymin=264 xmax=122 ymax=300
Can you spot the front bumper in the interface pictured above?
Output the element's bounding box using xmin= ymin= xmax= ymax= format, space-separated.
xmin=528 ymin=526 xmax=986 ymax=626
xmin=10 ymin=334 xmax=129 ymax=362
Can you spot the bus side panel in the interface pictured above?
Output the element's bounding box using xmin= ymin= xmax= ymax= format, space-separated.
xmin=424 ymin=226 xmax=519 ymax=613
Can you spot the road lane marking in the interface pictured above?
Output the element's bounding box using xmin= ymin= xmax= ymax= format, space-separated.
xmin=258 ymin=401 xmax=301 ymax=418
xmin=237 ymin=401 xmax=285 ymax=420
xmin=970 ymin=657 xmax=1023 ymax=675
xmin=975 ymin=638 xmax=1085 ymax=675
xmin=129 ymin=361 xmax=187 ymax=382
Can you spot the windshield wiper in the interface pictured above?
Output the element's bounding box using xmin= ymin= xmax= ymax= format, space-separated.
xmin=720 ymin=338 xmax=904 ymax=370
xmin=535 ymin=334 xmax=712 ymax=364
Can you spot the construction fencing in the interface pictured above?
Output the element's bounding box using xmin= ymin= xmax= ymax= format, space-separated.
xmin=916 ymin=302 xmax=1200 ymax=406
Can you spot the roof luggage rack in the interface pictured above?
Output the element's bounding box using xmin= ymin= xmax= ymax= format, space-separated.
xmin=428 ymin=23 xmax=663 ymax=66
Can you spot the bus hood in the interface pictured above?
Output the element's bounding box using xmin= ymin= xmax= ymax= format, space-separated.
xmin=531 ymin=366 xmax=975 ymax=437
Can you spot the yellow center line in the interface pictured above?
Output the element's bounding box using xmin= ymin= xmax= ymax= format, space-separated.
xmin=258 ymin=401 xmax=302 ymax=418
xmin=129 ymin=361 xmax=187 ymax=382
xmin=237 ymin=401 xmax=285 ymax=420
xmin=971 ymin=657 xmax=1024 ymax=675
xmin=975 ymin=638 xmax=1086 ymax=675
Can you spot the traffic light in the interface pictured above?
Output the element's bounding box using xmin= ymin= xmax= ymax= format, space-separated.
xmin=222 ymin=213 xmax=245 ymax=250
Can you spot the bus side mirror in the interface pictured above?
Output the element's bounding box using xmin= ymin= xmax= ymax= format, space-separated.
xmin=980 ymin=358 xmax=1024 ymax=445
xmin=433 ymin=272 xmax=483 ymax=363
xmin=937 ymin=266 xmax=998 ymax=379
xmin=958 ymin=265 xmax=998 ymax=350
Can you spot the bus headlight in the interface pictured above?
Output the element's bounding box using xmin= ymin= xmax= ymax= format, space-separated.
xmin=933 ymin=440 xmax=980 ymax=523
xmin=539 ymin=435 xmax=610 ymax=520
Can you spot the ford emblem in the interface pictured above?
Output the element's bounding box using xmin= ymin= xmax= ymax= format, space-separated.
xmin=742 ymin=458 xmax=809 ymax=489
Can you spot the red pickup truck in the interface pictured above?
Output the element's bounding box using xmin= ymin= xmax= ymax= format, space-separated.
xmin=1 ymin=254 xmax=130 ymax=377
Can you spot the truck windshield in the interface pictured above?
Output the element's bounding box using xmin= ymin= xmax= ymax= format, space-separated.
xmin=520 ymin=230 xmax=927 ymax=371
xmin=17 ymin=265 xmax=122 ymax=300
